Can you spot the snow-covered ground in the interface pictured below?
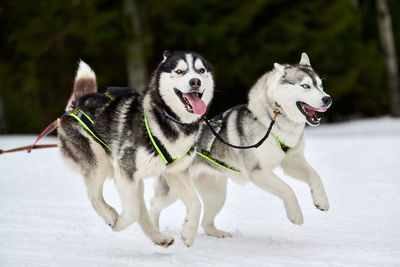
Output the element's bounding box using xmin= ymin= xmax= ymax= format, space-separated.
xmin=0 ymin=117 xmax=399 ymax=266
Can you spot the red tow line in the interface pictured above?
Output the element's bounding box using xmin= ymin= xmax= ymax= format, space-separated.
xmin=0 ymin=118 xmax=60 ymax=155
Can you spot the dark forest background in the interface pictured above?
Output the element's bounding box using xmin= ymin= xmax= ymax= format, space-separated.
xmin=0 ymin=0 xmax=399 ymax=134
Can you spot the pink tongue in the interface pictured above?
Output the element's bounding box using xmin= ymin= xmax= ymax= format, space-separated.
xmin=306 ymin=105 xmax=328 ymax=112
xmin=182 ymin=92 xmax=207 ymax=115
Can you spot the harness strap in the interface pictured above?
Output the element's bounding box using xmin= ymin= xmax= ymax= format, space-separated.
xmin=195 ymin=132 xmax=289 ymax=173
xmin=67 ymin=109 xmax=112 ymax=152
xmin=272 ymin=133 xmax=290 ymax=153
xmin=203 ymin=111 xmax=278 ymax=150
xmin=143 ymin=109 xmax=191 ymax=165
xmin=196 ymin=149 xmax=240 ymax=172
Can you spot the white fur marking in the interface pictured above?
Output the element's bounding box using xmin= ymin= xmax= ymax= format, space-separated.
xmin=76 ymin=60 xmax=96 ymax=81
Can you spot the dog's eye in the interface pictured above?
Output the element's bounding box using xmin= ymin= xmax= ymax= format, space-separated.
xmin=198 ymin=68 xmax=205 ymax=74
xmin=301 ymin=84 xmax=310 ymax=89
xmin=175 ymin=70 xmax=184 ymax=75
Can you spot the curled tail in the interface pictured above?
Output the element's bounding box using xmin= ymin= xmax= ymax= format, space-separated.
xmin=65 ymin=60 xmax=97 ymax=110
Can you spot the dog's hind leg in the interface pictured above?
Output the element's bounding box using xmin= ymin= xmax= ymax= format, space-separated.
xmin=84 ymin=170 xmax=119 ymax=228
xmin=193 ymin=173 xmax=232 ymax=238
xmin=137 ymin=179 xmax=175 ymax=247
xmin=282 ymin=148 xmax=329 ymax=211
xmin=150 ymin=175 xmax=179 ymax=230
xmin=60 ymin=135 xmax=118 ymax=228
xmin=165 ymin=171 xmax=201 ymax=247
xmin=249 ymin=169 xmax=304 ymax=225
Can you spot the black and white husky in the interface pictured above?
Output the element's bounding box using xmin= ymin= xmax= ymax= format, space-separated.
xmin=58 ymin=51 xmax=214 ymax=247
xmin=150 ymin=53 xmax=331 ymax=245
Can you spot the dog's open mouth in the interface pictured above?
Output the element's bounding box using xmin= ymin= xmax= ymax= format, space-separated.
xmin=296 ymin=101 xmax=328 ymax=126
xmin=174 ymin=88 xmax=206 ymax=115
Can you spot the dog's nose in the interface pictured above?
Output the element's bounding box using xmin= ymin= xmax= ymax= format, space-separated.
xmin=322 ymin=96 xmax=332 ymax=106
xmin=189 ymin=78 xmax=201 ymax=88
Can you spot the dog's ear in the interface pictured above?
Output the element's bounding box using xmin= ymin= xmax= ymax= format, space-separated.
xmin=274 ymin=63 xmax=285 ymax=75
xmin=299 ymin=52 xmax=311 ymax=66
xmin=162 ymin=50 xmax=171 ymax=63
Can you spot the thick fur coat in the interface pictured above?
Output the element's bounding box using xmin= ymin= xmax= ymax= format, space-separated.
xmin=150 ymin=53 xmax=332 ymax=246
xmin=58 ymin=51 xmax=214 ymax=247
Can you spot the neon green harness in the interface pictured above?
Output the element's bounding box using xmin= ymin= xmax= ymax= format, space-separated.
xmin=195 ymin=126 xmax=290 ymax=173
xmin=143 ymin=109 xmax=192 ymax=166
xmin=195 ymin=149 xmax=241 ymax=172
xmin=66 ymin=95 xmax=288 ymax=170
xmin=66 ymin=105 xmax=192 ymax=165
xmin=67 ymin=109 xmax=112 ymax=152
xmin=272 ymin=133 xmax=290 ymax=153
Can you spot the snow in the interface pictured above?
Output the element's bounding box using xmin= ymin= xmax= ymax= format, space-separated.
xmin=1 ymin=117 xmax=400 ymax=266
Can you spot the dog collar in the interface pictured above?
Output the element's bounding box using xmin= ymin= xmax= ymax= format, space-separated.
xmin=162 ymin=109 xmax=188 ymax=125
xmin=144 ymin=108 xmax=192 ymax=165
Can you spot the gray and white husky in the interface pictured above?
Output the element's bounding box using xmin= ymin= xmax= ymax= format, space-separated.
xmin=150 ymin=53 xmax=331 ymax=245
xmin=58 ymin=51 xmax=214 ymax=247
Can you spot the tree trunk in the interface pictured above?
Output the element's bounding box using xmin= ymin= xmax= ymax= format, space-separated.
xmin=0 ymin=96 xmax=6 ymax=133
xmin=376 ymin=0 xmax=400 ymax=117
xmin=123 ymin=0 xmax=146 ymax=91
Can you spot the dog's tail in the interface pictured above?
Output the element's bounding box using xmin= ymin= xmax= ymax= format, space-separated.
xmin=65 ymin=60 xmax=97 ymax=111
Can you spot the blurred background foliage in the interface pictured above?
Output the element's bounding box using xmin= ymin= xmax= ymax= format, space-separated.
xmin=0 ymin=0 xmax=398 ymax=133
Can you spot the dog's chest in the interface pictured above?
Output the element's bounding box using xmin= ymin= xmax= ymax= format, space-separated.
xmin=133 ymin=145 xmax=195 ymax=179
xmin=271 ymin=120 xmax=304 ymax=148
xmin=132 ymin=146 xmax=169 ymax=178
xmin=251 ymin=137 xmax=286 ymax=167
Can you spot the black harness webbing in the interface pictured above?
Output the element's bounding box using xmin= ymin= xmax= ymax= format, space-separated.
xmin=66 ymin=109 xmax=112 ymax=152
xmin=143 ymin=108 xmax=192 ymax=166
xmin=64 ymin=87 xmax=137 ymax=153
xmin=197 ymin=109 xmax=291 ymax=173
xmin=153 ymin=136 xmax=175 ymax=164
xmin=202 ymin=111 xmax=279 ymax=150
xmin=66 ymin=87 xmax=192 ymax=165
xmin=195 ymin=149 xmax=241 ymax=172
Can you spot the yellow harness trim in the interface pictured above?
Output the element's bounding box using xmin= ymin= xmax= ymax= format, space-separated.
xmin=67 ymin=109 xmax=112 ymax=152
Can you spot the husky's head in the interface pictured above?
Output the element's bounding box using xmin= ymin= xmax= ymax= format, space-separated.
xmin=270 ymin=53 xmax=332 ymax=126
xmin=155 ymin=51 xmax=214 ymax=123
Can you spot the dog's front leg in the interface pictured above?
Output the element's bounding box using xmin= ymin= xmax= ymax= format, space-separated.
xmin=113 ymin=161 xmax=174 ymax=247
xmin=112 ymin=161 xmax=141 ymax=232
xmin=137 ymin=179 xmax=175 ymax=248
xmin=150 ymin=175 xmax=179 ymax=230
xmin=193 ymin=173 xmax=232 ymax=238
xmin=282 ymin=150 xmax=329 ymax=211
xmin=249 ymin=169 xmax=304 ymax=225
xmin=165 ymin=171 xmax=201 ymax=247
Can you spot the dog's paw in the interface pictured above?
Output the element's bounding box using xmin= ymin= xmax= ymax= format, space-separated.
xmin=181 ymin=234 xmax=195 ymax=247
xmin=111 ymin=222 xmax=125 ymax=232
xmin=204 ymin=226 xmax=233 ymax=239
xmin=182 ymin=218 xmax=198 ymax=247
xmin=312 ymin=190 xmax=329 ymax=211
xmin=104 ymin=207 xmax=119 ymax=228
xmin=112 ymin=211 xmax=139 ymax=232
xmin=153 ymin=234 xmax=175 ymax=248
xmin=181 ymin=223 xmax=197 ymax=247
xmin=288 ymin=212 xmax=304 ymax=225
xmin=285 ymin=202 xmax=304 ymax=225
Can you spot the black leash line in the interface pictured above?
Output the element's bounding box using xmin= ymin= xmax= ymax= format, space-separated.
xmin=202 ymin=111 xmax=278 ymax=150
